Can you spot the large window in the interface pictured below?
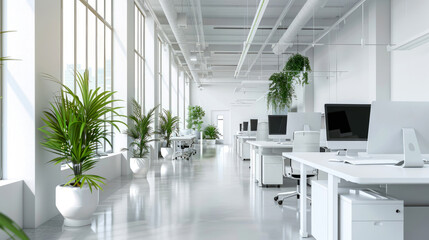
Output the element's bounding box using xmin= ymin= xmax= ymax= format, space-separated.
xmin=161 ymin=42 xmax=170 ymax=111
xmin=62 ymin=0 xmax=113 ymax=153
xmin=171 ymin=57 xmax=178 ymax=117
xmin=144 ymin=14 xmax=155 ymax=112
xmin=134 ymin=4 xmax=145 ymax=107
xmin=178 ymin=71 xmax=185 ymax=128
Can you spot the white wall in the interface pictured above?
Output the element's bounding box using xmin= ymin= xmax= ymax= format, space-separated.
xmin=313 ymin=0 xmax=390 ymax=112
xmin=391 ymin=0 xmax=429 ymax=101
xmin=61 ymin=154 xmax=122 ymax=183
xmin=190 ymin=83 xmax=268 ymax=144
xmin=3 ymin=0 xmax=63 ymax=228
xmin=0 ymin=180 xmax=23 ymax=240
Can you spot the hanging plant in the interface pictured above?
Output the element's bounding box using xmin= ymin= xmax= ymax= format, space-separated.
xmin=283 ymin=53 xmax=312 ymax=85
xmin=267 ymin=53 xmax=312 ymax=112
xmin=267 ymin=72 xmax=295 ymax=113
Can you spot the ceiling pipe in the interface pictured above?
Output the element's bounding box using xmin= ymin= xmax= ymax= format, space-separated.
xmin=158 ymin=0 xmax=201 ymax=85
xmin=243 ymin=0 xmax=296 ymax=77
xmin=234 ymin=0 xmax=270 ymax=78
xmin=272 ymin=0 xmax=328 ymax=55
xmin=302 ymin=0 xmax=367 ymax=54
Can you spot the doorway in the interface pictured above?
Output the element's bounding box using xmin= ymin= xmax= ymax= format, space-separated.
xmin=211 ymin=110 xmax=231 ymax=145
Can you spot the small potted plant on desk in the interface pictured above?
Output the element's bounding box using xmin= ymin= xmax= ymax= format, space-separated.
xmin=40 ymin=70 xmax=124 ymax=227
xmin=124 ymin=99 xmax=158 ymax=178
xmin=203 ymin=125 xmax=221 ymax=145
xmin=158 ymin=109 xmax=179 ymax=159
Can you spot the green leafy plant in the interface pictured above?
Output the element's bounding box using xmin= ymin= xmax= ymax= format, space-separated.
xmin=0 ymin=213 xmax=29 ymax=240
xmin=39 ymin=70 xmax=124 ymax=192
xmin=267 ymin=53 xmax=312 ymax=112
xmin=125 ymin=99 xmax=158 ymax=158
xmin=186 ymin=105 xmax=205 ymax=131
xmin=158 ymin=109 xmax=180 ymax=148
xmin=203 ymin=125 xmax=221 ymax=140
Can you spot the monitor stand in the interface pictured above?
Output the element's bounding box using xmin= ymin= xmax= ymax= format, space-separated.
xmin=402 ymin=128 xmax=424 ymax=168
xmin=345 ymin=149 xmax=366 ymax=159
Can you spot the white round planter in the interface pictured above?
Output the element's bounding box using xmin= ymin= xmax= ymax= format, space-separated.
xmin=160 ymin=147 xmax=174 ymax=159
xmin=56 ymin=184 xmax=99 ymax=227
xmin=130 ymin=157 xmax=151 ymax=178
xmin=206 ymin=139 xmax=216 ymax=145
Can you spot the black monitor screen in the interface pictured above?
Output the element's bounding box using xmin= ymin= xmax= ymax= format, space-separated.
xmin=243 ymin=122 xmax=249 ymax=131
xmin=250 ymin=119 xmax=258 ymax=131
xmin=325 ymin=104 xmax=371 ymax=141
xmin=268 ymin=115 xmax=287 ymax=135
xmin=239 ymin=124 xmax=242 ymax=131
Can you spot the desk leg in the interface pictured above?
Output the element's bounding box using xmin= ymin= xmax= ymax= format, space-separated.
xmin=300 ymin=163 xmax=309 ymax=237
xmin=328 ymin=174 xmax=340 ymax=240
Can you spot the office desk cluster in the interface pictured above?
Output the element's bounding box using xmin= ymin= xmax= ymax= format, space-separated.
xmin=237 ymin=139 xmax=429 ymax=240
xmin=283 ymin=152 xmax=429 ymax=240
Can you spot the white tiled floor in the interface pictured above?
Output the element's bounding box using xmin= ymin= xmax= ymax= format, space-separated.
xmin=25 ymin=145 xmax=313 ymax=240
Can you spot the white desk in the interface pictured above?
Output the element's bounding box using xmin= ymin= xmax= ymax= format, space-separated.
xmin=171 ymin=135 xmax=196 ymax=159
xmin=248 ymin=141 xmax=293 ymax=186
xmin=282 ymin=152 xmax=429 ymax=239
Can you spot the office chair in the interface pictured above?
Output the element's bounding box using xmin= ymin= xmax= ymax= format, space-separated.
xmin=274 ymin=131 xmax=320 ymax=205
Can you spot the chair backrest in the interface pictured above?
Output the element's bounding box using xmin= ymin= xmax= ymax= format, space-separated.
xmin=285 ymin=131 xmax=320 ymax=177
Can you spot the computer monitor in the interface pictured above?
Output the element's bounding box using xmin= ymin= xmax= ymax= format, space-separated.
xmin=250 ymin=119 xmax=258 ymax=131
xmin=243 ymin=121 xmax=249 ymax=131
xmin=325 ymin=104 xmax=370 ymax=150
xmin=239 ymin=124 xmax=242 ymax=132
xmin=367 ymin=101 xmax=429 ymax=167
xmin=286 ymin=112 xmax=322 ymax=140
xmin=268 ymin=115 xmax=287 ymax=140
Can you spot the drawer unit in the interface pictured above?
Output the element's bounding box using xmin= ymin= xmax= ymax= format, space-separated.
xmin=261 ymin=155 xmax=283 ymax=186
xmin=340 ymin=189 xmax=404 ymax=240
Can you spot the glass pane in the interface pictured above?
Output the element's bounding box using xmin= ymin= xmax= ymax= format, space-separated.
xmin=97 ymin=19 xmax=105 ymax=89
xmin=76 ymin=1 xmax=87 ymax=74
xmin=105 ymin=28 xmax=112 ymax=92
xmin=88 ymin=12 xmax=96 ymax=90
xmin=105 ymin=0 xmax=112 ymax=24
xmin=88 ymin=0 xmax=96 ymax=9
xmin=63 ymin=0 xmax=75 ymax=90
xmin=97 ymin=0 xmax=105 ymax=19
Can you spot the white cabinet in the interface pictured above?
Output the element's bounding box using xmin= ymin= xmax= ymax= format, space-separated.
xmin=261 ymin=155 xmax=283 ymax=186
xmin=340 ymin=190 xmax=404 ymax=240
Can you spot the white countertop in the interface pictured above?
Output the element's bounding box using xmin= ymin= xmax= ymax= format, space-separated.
xmin=282 ymin=152 xmax=429 ymax=184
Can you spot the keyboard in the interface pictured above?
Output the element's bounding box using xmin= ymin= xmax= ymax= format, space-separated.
xmin=344 ymin=159 xmax=400 ymax=165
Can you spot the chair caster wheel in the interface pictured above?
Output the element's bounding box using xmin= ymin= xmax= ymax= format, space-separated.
xmin=278 ymin=200 xmax=283 ymax=205
xmin=274 ymin=196 xmax=279 ymax=201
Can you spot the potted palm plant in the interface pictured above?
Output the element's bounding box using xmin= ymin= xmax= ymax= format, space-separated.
xmin=0 ymin=213 xmax=29 ymax=240
xmin=158 ymin=109 xmax=179 ymax=159
xmin=39 ymin=70 xmax=124 ymax=227
xmin=203 ymin=125 xmax=221 ymax=145
xmin=125 ymin=99 xmax=157 ymax=178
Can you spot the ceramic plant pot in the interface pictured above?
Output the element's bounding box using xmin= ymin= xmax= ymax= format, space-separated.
xmin=130 ymin=157 xmax=151 ymax=178
xmin=160 ymin=147 xmax=174 ymax=159
xmin=206 ymin=139 xmax=216 ymax=145
xmin=56 ymin=184 xmax=99 ymax=227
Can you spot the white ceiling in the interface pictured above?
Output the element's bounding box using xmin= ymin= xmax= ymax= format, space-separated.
xmin=147 ymin=0 xmax=362 ymax=84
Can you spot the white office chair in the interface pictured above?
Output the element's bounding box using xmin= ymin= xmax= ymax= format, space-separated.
xmin=274 ymin=131 xmax=320 ymax=205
